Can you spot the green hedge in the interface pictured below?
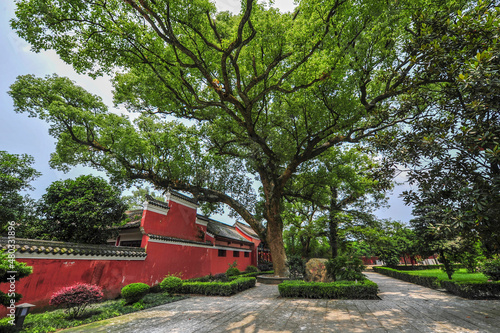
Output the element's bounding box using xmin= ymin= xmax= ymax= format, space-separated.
xmin=180 ymin=277 xmax=256 ymax=296
xmin=184 ymin=275 xmax=214 ymax=282
xmin=394 ymin=264 xmax=462 ymax=271
xmin=373 ymin=267 xmax=440 ymax=289
xmin=373 ymin=266 xmax=500 ymax=299
xmin=440 ymin=281 xmax=500 ymax=299
xmin=278 ymin=280 xmax=378 ymax=299
xmin=229 ymin=270 xmax=274 ymax=280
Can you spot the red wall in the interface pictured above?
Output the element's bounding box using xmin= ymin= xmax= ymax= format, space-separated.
xmin=210 ymin=249 xmax=253 ymax=273
xmin=141 ymin=202 xmax=199 ymax=242
xmin=0 ymin=258 xmax=145 ymax=315
xmin=235 ymin=227 xmax=261 ymax=267
xmin=1 ymin=198 xmax=258 ymax=315
xmin=1 ymin=240 xmax=255 ymax=316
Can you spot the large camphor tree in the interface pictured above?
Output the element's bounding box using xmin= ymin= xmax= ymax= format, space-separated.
xmin=9 ymin=0 xmax=462 ymax=275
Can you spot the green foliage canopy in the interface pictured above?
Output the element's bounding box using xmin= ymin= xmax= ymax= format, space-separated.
xmin=0 ymin=151 xmax=40 ymax=232
xmin=9 ymin=0 xmax=467 ymax=275
xmin=36 ymin=175 xmax=127 ymax=244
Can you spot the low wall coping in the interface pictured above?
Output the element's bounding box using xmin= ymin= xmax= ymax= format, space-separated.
xmin=1 ymin=237 xmax=147 ymax=260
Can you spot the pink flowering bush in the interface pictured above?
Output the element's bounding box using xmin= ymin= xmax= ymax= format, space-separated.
xmin=50 ymin=283 xmax=103 ymax=318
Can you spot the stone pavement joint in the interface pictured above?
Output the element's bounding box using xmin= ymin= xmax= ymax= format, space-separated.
xmin=62 ymin=272 xmax=500 ymax=332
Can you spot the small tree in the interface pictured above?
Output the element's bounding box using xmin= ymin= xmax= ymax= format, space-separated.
xmin=37 ymin=175 xmax=127 ymax=244
xmin=49 ymin=283 xmax=103 ymax=318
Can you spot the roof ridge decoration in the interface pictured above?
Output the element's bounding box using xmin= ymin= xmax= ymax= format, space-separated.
xmin=0 ymin=237 xmax=147 ymax=259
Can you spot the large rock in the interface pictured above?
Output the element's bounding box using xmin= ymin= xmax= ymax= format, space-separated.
xmin=304 ymin=258 xmax=331 ymax=282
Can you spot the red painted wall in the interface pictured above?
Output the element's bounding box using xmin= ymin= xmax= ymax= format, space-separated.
xmin=235 ymin=227 xmax=261 ymax=267
xmin=0 ymin=258 xmax=145 ymax=315
xmin=1 ymin=197 xmax=258 ymax=316
xmin=210 ymin=249 xmax=253 ymax=273
xmin=141 ymin=202 xmax=199 ymax=242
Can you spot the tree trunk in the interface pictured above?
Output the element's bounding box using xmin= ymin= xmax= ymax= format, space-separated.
xmin=329 ymin=219 xmax=339 ymax=259
xmin=267 ymin=217 xmax=287 ymax=277
xmin=440 ymin=250 xmax=454 ymax=280
xmin=329 ymin=191 xmax=340 ymax=259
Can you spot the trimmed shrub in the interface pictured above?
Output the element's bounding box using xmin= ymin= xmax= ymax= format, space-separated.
xmin=180 ymin=277 xmax=256 ymax=296
xmin=286 ymin=255 xmax=306 ymax=280
xmin=149 ymin=283 xmax=163 ymax=293
xmin=160 ymin=276 xmax=183 ymax=293
xmin=121 ymin=283 xmax=150 ymax=304
xmin=279 ymin=280 xmax=378 ymax=299
xmin=185 ymin=275 xmax=213 ymax=282
xmin=245 ymin=265 xmax=259 ymax=273
xmin=213 ymin=273 xmax=228 ymax=281
xmin=226 ymin=267 xmax=241 ymax=279
xmin=258 ymin=260 xmax=273 ymax=271
xmin=49 ymin=283 xmax=103 ymax=318
xmin=232 ymin=270 xmax=274 ymax=279
xmin=480 ymin=256 xmax=500 ymax=281
xmin=373 ymin=267 xmax=440 ymax=289
xmin=440 ymin=280 xmax=500 ymax=299
xmin=393 ymin=264 xmax=462 ymax=271
xmin=0 ymin=317 xmax=17 ymax=333
xmin=325 ymin=255 xmax=365 ymax=281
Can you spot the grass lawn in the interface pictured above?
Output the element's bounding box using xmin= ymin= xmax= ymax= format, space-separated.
xmin=406 ymin=268 xmax=489 ymax=283
xmin=17 ymin=293 xmax=186 ymax=333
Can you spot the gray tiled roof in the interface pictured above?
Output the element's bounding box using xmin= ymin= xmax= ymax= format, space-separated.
xmin=0 ymin=238 xmax=147 ymax=258
xmin=234 ymin=221 xmax=260 ymax=239
xmin=169 ymin=190 xmax=199 ymax=204
xmin=145 ymin=195 xmax=170 ymax=209
xmin=148 ymin=234 xmax=213 ymax=246
xmin=207 ymin=219 xmax=253 ymax=244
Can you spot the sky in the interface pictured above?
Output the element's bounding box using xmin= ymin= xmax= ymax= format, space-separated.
xmin=0 ymin=0 xmax=414 ymax=224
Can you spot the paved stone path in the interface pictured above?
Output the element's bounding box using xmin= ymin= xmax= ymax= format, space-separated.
xmin=62 ymin=272 xmax=500 ymax=332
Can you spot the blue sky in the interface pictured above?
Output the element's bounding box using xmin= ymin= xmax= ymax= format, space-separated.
xmin=0 ymin=0 xmax=414 ymax=224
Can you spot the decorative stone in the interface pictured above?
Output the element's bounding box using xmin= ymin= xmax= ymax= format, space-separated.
xmin=304 ymin=258 xmax=331 ymax=283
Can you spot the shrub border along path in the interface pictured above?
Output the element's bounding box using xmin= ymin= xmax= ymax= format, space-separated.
xmin=59 ymin=272 xmax=500 ymax=333
xmin=278 ymin=279 xmax=378 ymax=299
xmin=373 ymin=266 xmax=500 ymax=299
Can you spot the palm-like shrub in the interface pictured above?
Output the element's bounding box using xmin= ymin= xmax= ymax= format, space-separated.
xmin=49 ymin=283 xmax=103 ymax=318
xmin=121 ymin=283 xmax=150 ymax=304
